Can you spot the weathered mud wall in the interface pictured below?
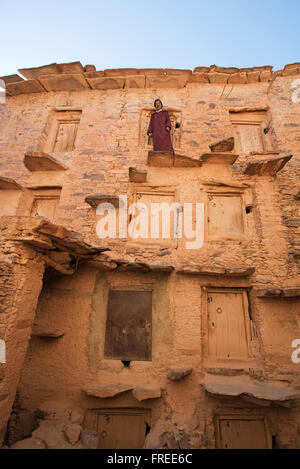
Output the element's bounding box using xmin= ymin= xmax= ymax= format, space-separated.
xmin=0 ymin=61 xmax=299 ymax=449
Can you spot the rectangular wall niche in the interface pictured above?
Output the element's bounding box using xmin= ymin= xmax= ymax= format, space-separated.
xmin=206 ymin=289 xmax=251 ymax=360
xmin=215 ymin=414 xmax=272 ymax=449
xmin=139 ymin=109 xmax=181 ymax=150
xmin=30 ymin=188 xmax=61 ymax=222
xmin=207 ymin=193 xmax=244 ymax=239
xmin=40 ymin=109 xmax=82 ymax=153
xmin=229 ymin=110 xmax=272 ymax=154
xmin=104 ymin=290 xmax=152 ymax=361
xmin=84 ymin=409 xmax=150 ymax=449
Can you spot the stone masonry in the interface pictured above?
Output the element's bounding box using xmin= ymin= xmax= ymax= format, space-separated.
xmin=0 ymin=61 xmax=299 ymax=449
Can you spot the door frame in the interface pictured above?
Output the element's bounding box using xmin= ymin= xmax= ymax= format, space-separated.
xmin=214 ymin=411 xmax=272 ymax=449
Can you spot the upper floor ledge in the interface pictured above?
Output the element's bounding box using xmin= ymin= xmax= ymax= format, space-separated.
xmin=1 ymin=61 xmax=300 ymax=96
xmin=146 ymin=149 xmax=292 ymax=174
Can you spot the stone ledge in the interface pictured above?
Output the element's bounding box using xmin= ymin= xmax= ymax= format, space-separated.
xmin=33 ymin=219 xmax=109 ymax=256
xmin=168 ymin=367 xmax=193 ymax=381
xmin=227 ymin=105 xmax=269 ymax=113
xmin=146 ymin=75 xmax=188 ymax=89
xmin=104 ymin=68 xmax=138 ymax=76
xmin=86 ymin=76 xmax=125 ymax=90
xmin=284 ymin=218 xmax=300 ymax=228
xmin=18 ymin=62 xmax=85 ymax=80
xmin=178 ymin=265 xmax=255 ymax=277
xmin=200 ymin=152 xmax=238 ymax=165
xmin=0 ymin=74 xmax=24 ymax=84
xmin=203 ymin=374 xmax=300 ymax=407
xmin=57 ymin=61 xmax=85 ymax=75
xmin=147 ymin=151 xmax=202 ymax=168
xmin=6 ymin=79 xmax=46 ymax=96
xmin=129 ymin=167 xmax=147 ymax=183
xmin=132 ymin=385 xmax=162 ymax=401
xmin=10 ymin=237 xmax=55 ymax=250
xmin=1 ymin=61 xmax=298 ymax=97
xmin=209 ymin=137 xmax=234 ymax=153
xmin=83 ymin=384 xmax=133 ymax=399
xmin=85 ymin=194 xmax=121 ymax=208
xmin=255 ymin=287 xmax=300 ymax=297
xmin=117 ymin=261 xmax=174 ymax=273
xmin=86 ymin=256 xmax=118 ymax=271
xmin=31 ymin=329 xmax=65 ymax=338
xmin=244 ymin=154 xmax=293 ymax=176
xmin=24 ymin=151 xmax=68 ymax=171
xmin=18 ymin=62 xmax=61 ymax=80
xmin=39 ymin=74 xmax=90 ymax=92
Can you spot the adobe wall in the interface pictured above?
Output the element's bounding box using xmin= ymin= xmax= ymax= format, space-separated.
xmin=0 ymin=62 xmax=299 ymax=448
xmin=10 ymin=266 xmax=300 ymax=449
xmin=0 ymin=218 xmax=45 ymax=444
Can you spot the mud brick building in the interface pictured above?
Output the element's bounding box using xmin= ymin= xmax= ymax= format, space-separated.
xmin=0 ymin=61 xmax=299 ymax=449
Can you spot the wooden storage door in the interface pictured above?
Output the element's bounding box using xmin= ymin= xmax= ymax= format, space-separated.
xmin=53 ymin=121 xmax=78 ymax=152
xmin=31 ymin=197 xmax=59 ymax=222
xmin=104 ymin=290 xmax=152 ymax=361
xmin=208 ymin=194 xmax=244 ymax=238
xmin=238 ymin=123 xmax=264 ymax=153
xmin=135 ymin=192 xmax=176 ymax=239
xmin=208 ymin=291 xmax=249 ymax=359
xmin=219 ymin=417 xmax=270 ymax=449
xmin=97 ymin=411 xmax=147 ymax=449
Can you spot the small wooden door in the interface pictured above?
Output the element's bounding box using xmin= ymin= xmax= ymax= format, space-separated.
xmin=53 ymin=121 xmax=78 ymax=152
xmin=208 ymin=194 xmax=244 ymax=238
xmin=134 ymin=192 xmax=176 ymax=239
xmin=97 ymin=411 xmax=147 ymax=449
xmin=31 ymin=197 xmax=59 ymax=221
xmin=207 ymin=290 xmax=249 ymax=360
xmin=237 ymin=123 xmax=264 ymax=153
xmin=218 ymin=416 xmax=271 ymax=449
xmin=104 ymin=290 xmax=152 ymax=361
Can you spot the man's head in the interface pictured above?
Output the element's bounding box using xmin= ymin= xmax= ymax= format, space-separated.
xmin=154 ymin=99 xmax=163 ymax=110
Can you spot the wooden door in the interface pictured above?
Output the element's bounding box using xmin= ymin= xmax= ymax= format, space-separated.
xmin=238 ymin=123 xmax=264 ymax=153
xmin=31 ymin=197 xmax=59 ymax=221
xmin=134 ymin=192 xmax=176 ymax=239
xmin=104 ymin=290 xmax=152 ymax=361
xmin=54 ymin=121 xmax=78 ymax=151
xmin=207 ymin=290 xmax=249 ymax=359
xmin=218 ymin=417 xmax=270 ymax=449
xmin=208 ymin=194 xmax=244 ymax=238
xmin=97 ymin=411 xmax=147 ymax=449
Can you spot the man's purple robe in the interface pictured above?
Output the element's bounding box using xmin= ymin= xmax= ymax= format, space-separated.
xmin=147 ymin=110 xmax=174 ymax=153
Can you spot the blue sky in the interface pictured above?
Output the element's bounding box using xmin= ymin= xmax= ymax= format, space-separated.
xmin=1 ymin=0 xmax=299 ymax=77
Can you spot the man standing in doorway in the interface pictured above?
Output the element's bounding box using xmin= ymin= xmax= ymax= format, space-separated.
xmin=147 ymin=99 xmax=174 ymax=153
